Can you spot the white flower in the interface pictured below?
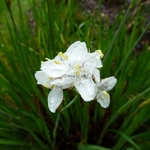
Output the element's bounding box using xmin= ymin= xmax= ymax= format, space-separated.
xmin=35 ymin=41 xmax=104 ymax=112
xmin=95 ymin=76 xmax=117 ymax=108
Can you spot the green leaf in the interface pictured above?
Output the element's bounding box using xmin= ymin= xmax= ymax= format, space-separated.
xmin=0 ymin=139 xmax=29 ymax=146
xmin=110 ymin=130 xmax=140 ymax=150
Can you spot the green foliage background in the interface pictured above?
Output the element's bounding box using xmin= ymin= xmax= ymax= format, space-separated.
xmin=0 ymin=0 xmax=150 ymax=149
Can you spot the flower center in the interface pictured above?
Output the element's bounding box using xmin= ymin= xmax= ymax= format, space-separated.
xmin=75 ymin=64 xmax=80 ymax=75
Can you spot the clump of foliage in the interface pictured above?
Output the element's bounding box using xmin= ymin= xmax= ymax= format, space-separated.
xmin=0 ymin=0 xmax=150 ymax=149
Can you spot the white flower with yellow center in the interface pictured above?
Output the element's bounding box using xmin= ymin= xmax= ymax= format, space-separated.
xmin=35 ymin=41 xmax=103 ymax=112
xmin=95 ymin=76 xmax=117 ymax=108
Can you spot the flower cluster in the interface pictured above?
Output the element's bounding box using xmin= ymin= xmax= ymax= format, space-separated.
xmin=35 ymin=41 xmax=117 ymax=112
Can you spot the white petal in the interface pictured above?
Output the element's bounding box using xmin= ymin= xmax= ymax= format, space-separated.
xmin=82 ymin=53 xmax=102 ymax=76
xmin=97 ymin=91 xmax=110 ymax=108
xmin=51 ymin=77 xmax=73 ymax=87
xmin=74 ymin=78 xmax=95 ymax=101
xmin=61 ymin=83 xmax=73 ymax=89
xmin=94 ymin=84 xmax=99 ymax=98
xmin=84 ymin=52 xmax=103 ymax=69
xmin=35 ymin=71 xmax=50 ymax=87
xmin=100 ymin=76 xmax=117 ymax=91
xmin=48 ymin=86 xmax=63 ymax=113
xmin=41 ymin=60 xmax=68 ymax=78
xmin=93 ymin=69 xmax=100 ymax=83
xmin=93 ymin=51 xmax=103 ymax=68
xmin=65 ymin=41 xmax=88 ymax=62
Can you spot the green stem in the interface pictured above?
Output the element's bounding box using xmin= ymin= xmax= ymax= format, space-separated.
xmin=61 ymin=94 xmax=79 ymax=112
xmin=52 ymin=113 xmax=60 ymax=148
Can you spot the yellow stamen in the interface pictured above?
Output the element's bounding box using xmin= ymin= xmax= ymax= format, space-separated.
xmin=54 ymin=60 xmax=61 ymax=64
xmin=76 ymin=71 xmax=80 ymax=75
xmin=103 ymin=91 xmax=110 ymax=98
xmin=45 ymin=58 xmax=50 ymax=60
xmin=41 ymin=61 xmax=44 ymax=64
xmin=43 ymin=83 xmax=48 ymax=87
xmin=75 ymin=64 xmax=80 ymax=71
xmin=65 ymin=55 xmax=68 ymax=60
xmin=75 ymin=64 xmax=80 ymax=75
xmin=50 ymin=85 xmax=55 ymax=89
xmin=58 ymin=52 xmax=64 ymax=57
xmin=49 ymin=77 xmax=53 ymax=80
xmin=96 ymin=50 xmax=104 ymax=58
xmin=58 ymin=52 xmax=68 ymax=60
